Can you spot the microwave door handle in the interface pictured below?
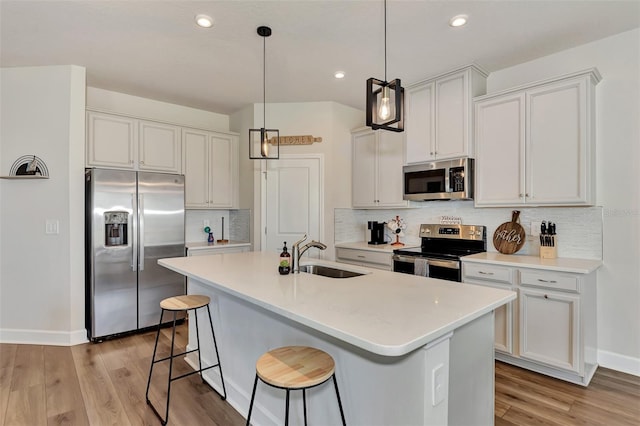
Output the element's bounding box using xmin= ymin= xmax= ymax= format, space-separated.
xmin=445 ymin=169 xmax=451 ymax=193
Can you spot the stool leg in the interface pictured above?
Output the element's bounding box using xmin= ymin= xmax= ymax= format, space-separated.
xmin=206 ymin=304 xmax=227 ymax=400
xmin=285 ymin=389 xmax=290 ymax=426
xmin=162 ymin=311 xmax=179 ymax=425
xmin=145 ymin=308 xmax=165 ymax=403
xmin=194 ymin=306 xmax=203 ymax=381
xmin=246 ymin=374 xmax=259 ymax=426
xmin=303 ymin=388 xmax=307 ymax=426
xmin=333 ymin=374 xmax=347 ymax=426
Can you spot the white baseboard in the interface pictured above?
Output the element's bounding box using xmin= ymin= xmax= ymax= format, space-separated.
xmin=0 ymin=328 xmax=89 ymax=346
xmin=598 ymin=349 xmax=640 ymax=377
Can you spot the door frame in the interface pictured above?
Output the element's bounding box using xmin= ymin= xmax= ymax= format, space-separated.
xmin=259 ymin=153 xmax=325 ymax=253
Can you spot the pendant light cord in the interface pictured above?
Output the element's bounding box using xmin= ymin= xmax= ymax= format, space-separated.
xmin=384 ymin=0 xmax=387 ymax=82
xmin=263 ymin=33 xmax=266 ymax=129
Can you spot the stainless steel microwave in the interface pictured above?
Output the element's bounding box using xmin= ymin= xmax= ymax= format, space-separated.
xmin=403 ymin=158 xmax=474 ymax=201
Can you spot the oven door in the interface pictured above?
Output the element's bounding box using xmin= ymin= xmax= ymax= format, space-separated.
xmin=392 ymin=254 xmax=461 ymax=282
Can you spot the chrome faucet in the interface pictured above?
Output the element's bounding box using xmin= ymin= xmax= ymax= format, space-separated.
xmin=291 ymin=234 xmax=327 ymax=273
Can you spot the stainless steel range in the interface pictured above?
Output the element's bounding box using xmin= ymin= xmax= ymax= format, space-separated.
xmin=392 ymin=224 xmax=486 ymax=282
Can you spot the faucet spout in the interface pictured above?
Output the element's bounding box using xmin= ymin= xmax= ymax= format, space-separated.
xmin=291 ymin=235 xmax=327 ymax=273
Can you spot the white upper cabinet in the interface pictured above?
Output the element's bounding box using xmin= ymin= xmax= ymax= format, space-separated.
xmin=405 ymin=65 xmax=487 ymax=163
xmin=86 ymin=111 xmax=181 ymax=173
xmin=352 ymin=127 xmax=408 ymax=208
xmin=474 ymin=69 xmax=600 ymax=207
xmin=138 ymin=120 xmax=181 ymax=173
xmin=182 ymin=128 xmax=238 ymax=209
xmin=87 ymin=111 xmax=136 ymax=169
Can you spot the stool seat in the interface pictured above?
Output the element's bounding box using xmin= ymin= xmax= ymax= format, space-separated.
xmin=160 ymin=294 xmax=210 ymax=311
xmin=256 ymin=346 xmax=335 ymax=389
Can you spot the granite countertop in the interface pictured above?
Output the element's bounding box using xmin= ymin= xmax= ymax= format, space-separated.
xmin=159 ymin=252 xmax=516 ymax=357
xmin=462 ymin=252 xmax=602 ymax=274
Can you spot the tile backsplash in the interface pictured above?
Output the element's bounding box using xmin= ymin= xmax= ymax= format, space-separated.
xmin=185 ymin=209 xmax=251 ymax=243
xmin=335 ymin=201 xmax=602 ymax=259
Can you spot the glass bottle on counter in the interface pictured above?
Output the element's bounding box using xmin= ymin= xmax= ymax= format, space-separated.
xmin=279 ymin=242 xmax=291 ymax=275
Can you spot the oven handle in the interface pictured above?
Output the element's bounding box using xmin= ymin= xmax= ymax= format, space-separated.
xmin=392 ymin=255 xmax=460 ymax=270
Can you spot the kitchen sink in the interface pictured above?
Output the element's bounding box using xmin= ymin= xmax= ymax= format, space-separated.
xmin=299 ymin=264 xmax=365 ymax=278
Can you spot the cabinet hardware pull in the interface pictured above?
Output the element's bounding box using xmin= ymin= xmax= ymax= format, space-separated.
xmin=537 ymin=279 xmax=557 ymax=283
xmin=478 ymin=271 xmax=494 ymax=275
xmin=525 ymin=193 xmax=530 ymax=197
xmin=544 ymin=294 xmax=548 ymax=299
xmin=357 ymin=255 xmax=366 ymax=258
xmin=519 ymin=193 xmax=523 ymax=197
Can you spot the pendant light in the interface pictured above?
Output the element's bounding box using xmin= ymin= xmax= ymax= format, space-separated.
xmin=366 ymin=0 xmax=404 ymax=132
xmin=249 ymin=26 xmax=280 ymax=159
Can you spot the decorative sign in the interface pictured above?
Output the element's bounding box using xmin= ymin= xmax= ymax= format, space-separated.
xmin=493 ymin=210 xmax=526 ymax=254
xmin=268 ymin=135 xmax=322 ymax=145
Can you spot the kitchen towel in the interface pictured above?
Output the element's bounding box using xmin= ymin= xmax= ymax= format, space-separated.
xmin=414 ymin=258 xmax=429 ymax=277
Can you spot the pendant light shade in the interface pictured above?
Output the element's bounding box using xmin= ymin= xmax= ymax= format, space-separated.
xmin=250 ymin=26 xmax=280 ymax=159
xmin=366 ymin=0 xmax=404 ymax=132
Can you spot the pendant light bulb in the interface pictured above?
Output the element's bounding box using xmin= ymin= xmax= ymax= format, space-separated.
xmin=378 ymin=86 xmax=392 ymax=120
xmin=261 ymin=130 xmax=269 ymax=157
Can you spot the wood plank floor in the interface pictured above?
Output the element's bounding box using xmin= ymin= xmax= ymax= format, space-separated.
xmin=1 ymin=323 xmax=638 ymax=425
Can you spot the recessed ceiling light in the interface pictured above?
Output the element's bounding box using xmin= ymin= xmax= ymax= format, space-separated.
xmin=449 ymin=14 xmax=468 ymax=27
xmin=334 ymin=71 xmax=345 ymax=79
xmin=195 ymin=14 xmax=213 ymax=28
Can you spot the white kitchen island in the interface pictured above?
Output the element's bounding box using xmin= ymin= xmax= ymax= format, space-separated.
xmin=159 ymin=252 xmax=516 ymax=426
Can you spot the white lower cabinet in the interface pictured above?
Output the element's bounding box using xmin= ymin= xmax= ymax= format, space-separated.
xmin=519 ymin=287 xmax=580 ymax=374
xmin=462 ymin=258 xmax=597 ymax=386
xmin=335 ymin=247 xmax=392 ymax=271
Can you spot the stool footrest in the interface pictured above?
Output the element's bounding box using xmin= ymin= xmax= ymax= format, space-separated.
xmin=152 ymin=347 xmax=200 ymax=364
xmin=169 ymin=363 xmax=221 ymax=383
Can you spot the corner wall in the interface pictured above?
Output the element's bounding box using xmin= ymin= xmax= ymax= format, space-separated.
xmin=0 ymin=65 xmax=86 ymax=345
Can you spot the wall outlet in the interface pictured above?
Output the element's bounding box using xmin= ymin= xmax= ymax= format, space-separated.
xmin=531 ymin=221 xmax=541 ymax=236
xmin=45 ymin=219 xmax=59 ymax=235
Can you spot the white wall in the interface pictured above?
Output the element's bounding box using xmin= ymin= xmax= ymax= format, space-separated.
xmin=87 ymin=87 xmax=230 ymax=131
xmin=486 ymin=28 xmax=640 ymax=375
xmin=0 ymin=65 xmax=86 ymax=345
xmin=233 ymin=102 xmax=364 ymax=256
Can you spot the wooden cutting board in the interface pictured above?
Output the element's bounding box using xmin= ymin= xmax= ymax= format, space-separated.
xmin=493 ymin=210 xmax=526 ymax=254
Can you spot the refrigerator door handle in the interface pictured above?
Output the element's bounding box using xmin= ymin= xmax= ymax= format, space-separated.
xmin=131 ymin=193 xmax=137 ymax=272
xmin=138 ymin=194 xmax=145 ymax=271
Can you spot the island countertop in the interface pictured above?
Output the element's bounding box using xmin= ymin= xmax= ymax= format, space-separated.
xmin=159 ymin=251 xmax=516 ymax=357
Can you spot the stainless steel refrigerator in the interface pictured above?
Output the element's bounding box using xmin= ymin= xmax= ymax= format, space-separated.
xmin=85 ymin=168 xmax=186 ymax=341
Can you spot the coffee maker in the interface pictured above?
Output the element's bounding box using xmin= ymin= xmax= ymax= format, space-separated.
xmin=368 ymin=221 xmax=386 ymax=245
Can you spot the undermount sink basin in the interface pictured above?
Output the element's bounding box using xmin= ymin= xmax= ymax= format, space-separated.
xmin=299 ymin=264 xmax=365 ymax=278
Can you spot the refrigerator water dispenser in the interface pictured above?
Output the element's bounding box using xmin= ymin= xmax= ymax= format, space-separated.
xmin=104 ymin=211 xmax=128 ymax=246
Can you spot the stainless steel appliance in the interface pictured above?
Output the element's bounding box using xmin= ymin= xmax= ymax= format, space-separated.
xmin=392 ymin=224 xmax=486 ymax=282
xmin=85 ymin=168 xmax=186 ymax=341
xmin=367 ymin=221 xmax=386 ymax=245
xmin=403 ymin=158 xmax=474 ymax=201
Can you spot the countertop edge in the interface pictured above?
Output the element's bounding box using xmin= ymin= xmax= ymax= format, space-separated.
xmin=461 ymin=253 xmax=602 ymax=274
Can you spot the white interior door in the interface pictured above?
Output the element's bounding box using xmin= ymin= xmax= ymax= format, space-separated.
xmin=264 ymin=156 xmax=322 ymax=257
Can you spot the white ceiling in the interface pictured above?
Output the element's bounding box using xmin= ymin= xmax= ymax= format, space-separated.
xmin=1 ymin=1 xmax=638 ymax=115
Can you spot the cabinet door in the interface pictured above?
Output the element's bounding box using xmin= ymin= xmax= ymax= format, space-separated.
xmin=182 ymin=129 xmax=210 ymax=208
xmin=435 ymin=72 xmax=467 ymax=159
xmin=404 ymin=82 xmax=435 ymax=164
xmin=352 ymin=130 xmax=377 ymax=208
xmin=208 ymin=133 xmax=237 ymax=208
xmin=474 ymin=93 xmax=525 ymax=206
xmin=519 ymin=287 xmax=581 ymax=374
xmin=526 ymin=78 xmax=588 ymax=205
xmin=376 ymin=131 xmax=407 ymax=207
xmin=138 ymin=120 xmax=181 ymax=173
xmin=86 ymin=112 xmax=136 ymax=169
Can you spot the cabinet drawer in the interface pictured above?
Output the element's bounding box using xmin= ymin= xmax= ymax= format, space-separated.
xmin=336 ymin=248 xmax=392 ymax=267
xmin=519 ymin=270 xmax=578 ymax=292
xmin=463 ymin=262 xmax=514 ymax=284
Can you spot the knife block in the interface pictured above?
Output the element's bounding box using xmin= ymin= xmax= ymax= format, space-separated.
xmin=539 ymin=241 xmax=558 ymax=259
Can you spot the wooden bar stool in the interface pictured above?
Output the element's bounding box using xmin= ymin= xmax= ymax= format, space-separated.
xmin=246 ymin=346 xmax=346 ymax=426
xmin=145 ymin=295 xmax=226 ymax=425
